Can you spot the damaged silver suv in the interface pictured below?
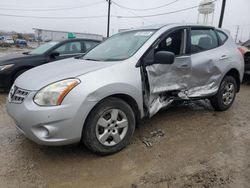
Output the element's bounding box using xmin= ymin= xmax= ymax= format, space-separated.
xmin=6 ymin=24 xmax=244 ymax=155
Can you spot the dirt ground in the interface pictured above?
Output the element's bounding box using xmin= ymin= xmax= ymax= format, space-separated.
xmin=0 ymin=84 xmax=249 ymax=188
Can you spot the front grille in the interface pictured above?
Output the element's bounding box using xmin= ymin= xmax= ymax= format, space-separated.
xmin=8 ymin=86 xmax=30 ymax=104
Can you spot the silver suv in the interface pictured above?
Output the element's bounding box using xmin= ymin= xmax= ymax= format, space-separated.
xmin=6 ymin=24 xmax=244 ymax=155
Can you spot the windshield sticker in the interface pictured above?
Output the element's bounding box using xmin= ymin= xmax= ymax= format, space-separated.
xmin=135 ymin=31 xmax=153 ymax=37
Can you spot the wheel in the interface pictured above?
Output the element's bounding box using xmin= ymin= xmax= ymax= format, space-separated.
xmin=210 ymin=76 xmax=237 ymax=111
xmin=13 ymin=69 xmax=28 ymax=82
xmin=82 ymin=97 xmax=136 ymax=155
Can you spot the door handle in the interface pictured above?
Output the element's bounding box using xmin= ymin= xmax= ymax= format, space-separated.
xmin=219 ymin=55 xmax=229 ymax=60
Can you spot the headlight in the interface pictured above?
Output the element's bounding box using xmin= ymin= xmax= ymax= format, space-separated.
xmin=0 ymin=64 xmax=14 ymax=71
xmin=33 ymin=78 xmax=80 ymax=106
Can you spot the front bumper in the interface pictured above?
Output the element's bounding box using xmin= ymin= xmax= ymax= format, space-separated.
xmin=6 ymin=90 xmax=97 ymax=146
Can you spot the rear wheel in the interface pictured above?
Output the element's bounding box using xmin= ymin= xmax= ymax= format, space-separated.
xmin=82 ymin=97 xmax=136 ymax=155
xmin=210 ymin=76 xmax=237 ymax=111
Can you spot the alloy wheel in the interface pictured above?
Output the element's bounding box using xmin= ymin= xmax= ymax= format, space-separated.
xmin=222 ymin=83 xmax=235 ymax=106
xmin=95 ymin=109 xmax=128 ymax=146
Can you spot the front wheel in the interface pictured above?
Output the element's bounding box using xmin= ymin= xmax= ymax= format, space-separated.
xmin=82 ymin=97 xmax=136 ymax=155
xmin=210 ymin=76 xmax=237 ymax=111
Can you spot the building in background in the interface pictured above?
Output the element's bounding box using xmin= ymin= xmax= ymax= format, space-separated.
xmin=197 ymin=0 xmax=215 ymax=25
xmin=33 ymin=28 xmax=103 ymax=42
xmin=118 ymin=29 xmax=131 ymax=33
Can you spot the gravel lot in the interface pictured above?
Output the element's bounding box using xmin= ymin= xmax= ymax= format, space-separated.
xmin=0 ymin=48 xmax=250 ymax=188
xmin=0 ymin=86 xmax=250 ymax=188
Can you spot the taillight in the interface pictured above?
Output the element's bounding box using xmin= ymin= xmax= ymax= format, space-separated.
xmin=238 ymin=47 xmax=246 ymax=57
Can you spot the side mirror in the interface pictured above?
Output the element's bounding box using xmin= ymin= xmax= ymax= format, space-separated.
xmin=49 ymin=52 xmax=60 ymax=58
xmin=155 ymin=51 xmax=175 ymax=65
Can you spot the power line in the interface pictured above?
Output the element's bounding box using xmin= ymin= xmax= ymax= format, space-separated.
xmin=112 ymin=0 xmax=179 ymax=11
xmin=116 ymin=0 xmax=218 ymax=18
xmin=112 ymin=1 xmax=157 ymax=25
xmin=0 ymin=13 xmax=108 ymax=19
xmin=0 ymin=1 xmax=104 ymax=11
xmin=224 ymin=24 xmax=250 ymax=27
xmin=0 ymin=0 xmax=218 ymax=20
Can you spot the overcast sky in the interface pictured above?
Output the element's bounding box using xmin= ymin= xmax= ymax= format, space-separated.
xmin=0 ymin=0 xmax=249 ymax=41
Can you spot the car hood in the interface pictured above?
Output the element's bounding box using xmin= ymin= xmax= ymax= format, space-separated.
xmin=15 ymin=58 xmax=116 ymax=90
xmin=0 ymin=52 xmax=37 ymax=65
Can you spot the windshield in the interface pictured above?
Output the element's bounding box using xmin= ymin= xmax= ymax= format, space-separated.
xmin=83 ymin=30 xmax=155 ymax=61
xmin=30 ymin=41 xmax=59 ymax=55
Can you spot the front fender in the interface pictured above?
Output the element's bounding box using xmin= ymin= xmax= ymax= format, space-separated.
xmin=86 ymin=83 xmax=144 ymax=115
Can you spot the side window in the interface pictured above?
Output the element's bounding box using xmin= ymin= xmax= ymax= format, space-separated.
xmin=190 ymin=29 xmax=219 ymax=53
xmin=84 ymin=41 xmax=99 ymax=52
xmin=155 ymin=29 xmax=186 ymax=55
xmin=216 ymin=30 xmax=228 ymax=44
xmin=53 ymin=41 xmax=81 ymax=55
xmin=142 ymin=29 xmax=186 ymax=65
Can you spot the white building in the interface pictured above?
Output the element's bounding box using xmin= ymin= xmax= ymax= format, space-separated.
xmin=33 ymin=28 xmax=103 ymax=42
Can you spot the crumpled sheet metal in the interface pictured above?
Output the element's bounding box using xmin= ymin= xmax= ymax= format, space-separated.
xmin=146 ymin=61 xmax=190 ymax=94
xmin=148 ymin=95 xmax=173 ymax=117
xmin=146 ymin=57 xmax=223 ymax=116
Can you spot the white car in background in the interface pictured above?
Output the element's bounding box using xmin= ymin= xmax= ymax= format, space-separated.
xmin=4 ymin=37 xmax=15 ymax=45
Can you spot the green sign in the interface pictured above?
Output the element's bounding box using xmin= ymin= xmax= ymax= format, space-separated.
xmin=68 ymin=32 xmax=76 ymax=39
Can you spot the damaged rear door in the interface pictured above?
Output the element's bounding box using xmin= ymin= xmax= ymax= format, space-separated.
xmin=141 ymin=27 xmax=192 ymax=116
xmin=186 ymin=27 xmax=223 ymax=98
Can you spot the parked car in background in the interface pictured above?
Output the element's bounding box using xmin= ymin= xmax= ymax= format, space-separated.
xmin=6 ymin=24 xmax=244 ymax=155
xmin=0 ymin=38 xmax=101 ymax=89
xmin=4 ymin=37 xmax=15 ymax=45
xmin=15 ymin=39 xmax=28 ymax=46
xmin=239 ymin=40 xmax=250 ymax=77
xmin=0 ymin=36 xmax=15 ymax=45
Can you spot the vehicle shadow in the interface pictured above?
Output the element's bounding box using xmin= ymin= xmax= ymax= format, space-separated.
xmin=0 ymin=89 xmax=9 ymax=94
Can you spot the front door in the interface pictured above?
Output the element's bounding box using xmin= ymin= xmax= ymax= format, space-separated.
xmin=49 ymin=41 xmax=83 ymax=61
xmin=142 ymin=28 xmax=192 ymax=116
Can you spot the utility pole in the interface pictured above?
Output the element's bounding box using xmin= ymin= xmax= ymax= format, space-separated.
xmin=235 ymin=25 xmax=239 ymax=43
xmin=218 ymin=0 xmax=226 ymax=28
xmin=106 ymin=0 xmax=111 ymax=38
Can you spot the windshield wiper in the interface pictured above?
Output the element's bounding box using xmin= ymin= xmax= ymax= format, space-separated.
xmin=84 ymin=58 xmax=101 ymax=61
xmin=22 ymin=52 xmax=30 ymax=55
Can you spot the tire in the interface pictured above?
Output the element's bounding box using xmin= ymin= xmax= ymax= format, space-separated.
xmin=210 ymin=76 xmax=237 ymax=111
xmin=82 ymin=97 xmax=136 ymax=155
xmin=13 ymin=69 xmax=28 ymax=82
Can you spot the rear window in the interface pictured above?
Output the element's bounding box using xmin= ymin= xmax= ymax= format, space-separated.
xmin=216 ymin=30 xmax=228 ymax=44
xmin=190 ymin=29 xmax=219 ymax=53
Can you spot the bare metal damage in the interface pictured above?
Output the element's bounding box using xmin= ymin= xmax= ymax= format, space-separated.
xmin=146 ymin=57 xmax=223 ymax=117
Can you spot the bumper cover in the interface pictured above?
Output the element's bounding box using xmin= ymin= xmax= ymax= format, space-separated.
xmin=6 ymin=91 xmax=97 ymax=146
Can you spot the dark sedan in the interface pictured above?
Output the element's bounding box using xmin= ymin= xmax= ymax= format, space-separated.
xmin=0 ymin=38 xmax=101 ymax=89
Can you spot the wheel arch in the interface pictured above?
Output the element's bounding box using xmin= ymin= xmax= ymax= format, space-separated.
xmin=108 ymin=94 xmax=141 ymax=126
xmin=80 ymin=93 xmax=142 ymax=145
xmin=82 ymin=93 xmax=142 ymax=139
xmin=224 ymin=68 xmax=241 ymax=92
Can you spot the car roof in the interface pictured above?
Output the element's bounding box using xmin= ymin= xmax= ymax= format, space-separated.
xmin=131 ymin=23 xmax=216 ymax=31
xmin=53 ymin=38 xmax=102 ymax=43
